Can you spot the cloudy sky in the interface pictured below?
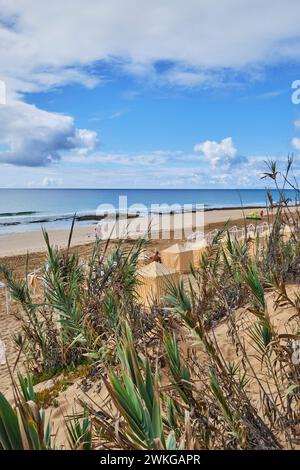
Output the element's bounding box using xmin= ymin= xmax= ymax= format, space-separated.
xmin=1 ymin=0 xmax=300 ymax=188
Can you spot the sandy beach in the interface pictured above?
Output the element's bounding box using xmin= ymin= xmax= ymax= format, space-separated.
xmin=0 ymin=207 xmax=267 ymax=258
xmin=0 ymin=205 xmax=274 ymax=395
xmin=2 ymin=0 xmax=300 ymax=452
xmin=0 ymin=204 xmax=295 ymax=392
xmin=0 ymin=204 xmax=299 ymax=449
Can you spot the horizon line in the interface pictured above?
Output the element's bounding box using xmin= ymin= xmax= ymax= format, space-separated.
xmin=0 ymin=187 xmax=277 ymax=191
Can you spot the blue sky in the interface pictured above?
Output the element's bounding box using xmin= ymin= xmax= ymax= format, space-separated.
xmin=27 ymin=69 xmax=294 ymax=155
xmin=1 ymin=0 xmax=300 ymax=188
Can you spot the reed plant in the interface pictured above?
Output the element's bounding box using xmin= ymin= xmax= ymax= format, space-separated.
xmin=0 ymin=159 xmax=300 ymax=449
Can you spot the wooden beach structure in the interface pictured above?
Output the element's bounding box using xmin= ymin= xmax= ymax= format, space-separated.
xmin=136 ymin=261 xmax=179 ymax=309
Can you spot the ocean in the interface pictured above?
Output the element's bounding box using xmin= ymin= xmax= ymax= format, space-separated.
xmin=0 ymin=188 xmax=297 ymax=234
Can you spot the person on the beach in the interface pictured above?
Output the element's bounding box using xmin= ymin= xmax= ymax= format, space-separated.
xmin=149 ymin=249 xmax=161 ymax=263
xmin=260 ymin=210 xmax=264 ymax=218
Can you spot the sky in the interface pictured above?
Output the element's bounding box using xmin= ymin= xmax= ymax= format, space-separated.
xmin=1 ymin=0 xmax=300 ymax=188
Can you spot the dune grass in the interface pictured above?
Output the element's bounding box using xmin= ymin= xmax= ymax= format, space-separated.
xmin=0 ymin=158 xmax=300 ymax=450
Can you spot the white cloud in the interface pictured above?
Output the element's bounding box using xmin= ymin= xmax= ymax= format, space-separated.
xmin=27 ymin=176 xmax=62 ymax=187
xmin=194 ymin=137 xmax=247 ymax=169
xmin=254 ymin=89 xmax=286 ymax=100
xmin=0 ymin=101 xmax=97 ymax=166
xmin=0 ymin=150 xmax=287 ymax=188
xmin=41 ymin=176 xmax=61 ymax=187
xmin=0 ymin=1 xmax=299 ymax=172
xmin=291 ymin=137 xmax=300 ymax=150
xmin=1 ymin=0 xmax=300 ymax=95
xmin=294 ymin=119 xmax=300 ymax=128
xmin=293 ymin=121 xmax=300 ymax=152
xmin=69 ymin=128 xmax=98 ymax=156
xmin=64 ymin=149 xmax=196 ymax=166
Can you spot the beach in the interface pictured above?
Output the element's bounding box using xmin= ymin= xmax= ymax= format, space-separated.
xmin=0 ymin=206 xmax=249 ymax=390
xmin=0 ymin=204 xmax=277 ymax=395
xmin=0 ymin=206 xmax=268 ymax=257
xmin=0 ymin=202 xmax=299 ymax=450
xmin=2 ymin=0 xmax=300 ymax=453
xmin=0 ymin=202 xmax=298 ymax=445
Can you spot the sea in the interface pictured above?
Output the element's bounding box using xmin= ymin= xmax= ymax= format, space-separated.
xmin=0 ymin=188 xmax=297 ymax=234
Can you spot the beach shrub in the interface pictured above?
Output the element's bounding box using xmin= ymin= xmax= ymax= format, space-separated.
xmin=1 ymin=158 xmax=300 ymax=449
xmin=0 ymin=225 xmax=147 ymax=377
xmin=76 ymin=159 xmax=300 ymax=450
xmin=0 ymin=372 xmax=52 ymax=450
